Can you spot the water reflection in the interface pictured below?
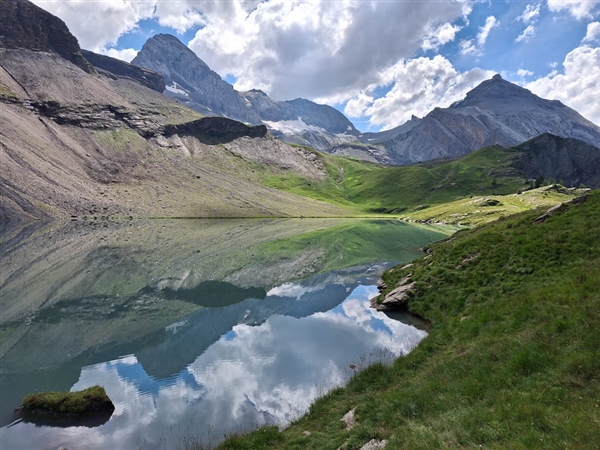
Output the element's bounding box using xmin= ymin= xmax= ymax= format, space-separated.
xmin=3 ymin=284 xmax=425 ymax=450
xmin=0 ymin=219 xmax=447 ymax=449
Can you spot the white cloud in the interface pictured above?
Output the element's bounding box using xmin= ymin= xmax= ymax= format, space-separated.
xmin=422 ymin=22 xmax=462 ymax=51
xmin=101 ymin=48 xmax=139 ymax=63
xmin=477 ymin=16 xmax=499 ymax=46
xmin=516 ymin=25 xmax=537 ymax=42
xmin=527 ymin=45 xmax=600 ymax=125
xmin=459 ymin=39 xmax=478 ymax=55
xmin=518 ymin=3 xmax=542 ymax=24
xmin=343 ymin=55 xmax=494 ymax=130
xmin=187 ymin=0 xmax=472 ymax=101
xmin=345 ymin=93 xmax=375 ymax=118
xmin=31 ymin=0 xmax=156 ymax=52
xmin=583 ymin=21 xmax=600 ymax=42
xmin=517 ymin=68 xmax=535 ymax=77
xmin=547 ymin=0 xmax=598 ymax=20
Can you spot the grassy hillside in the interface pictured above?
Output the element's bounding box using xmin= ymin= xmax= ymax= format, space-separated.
xmin=216 ymin=191 xmax=600 ymax=449
xmin=262 ymin=145 xmax=527 ymax=214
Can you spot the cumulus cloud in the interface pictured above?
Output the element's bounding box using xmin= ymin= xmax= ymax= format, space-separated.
xmin=516 ymin=24 xmax=537 ymax=42
xmin=527 ymin=45 xmax=600 ymax=125
xmin=422 ymin=22 xmax=463 ymax=51
xmin=101 ymin=48 xmax=139 ymax=63
xmin=344 ymin=55 xmax=494 ymax=130
xmin=187 ymin=0 xmax=471 ymax=101
xmin=583 ymin=21 xmax=600 ymax=42
xmin=31 ymin=0 xmax=156 ymax=52
xmin=518 ymin=3 xmax=542 ymax=24
xmin=547 ymin=0 xmax=598 ymax=20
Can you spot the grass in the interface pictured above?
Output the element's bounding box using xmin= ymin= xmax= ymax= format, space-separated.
xmin=261 ymin=145 xmax=527 ymax=215
xmin=22 ymin=385 xmax=114 ymax=416
xmin=214 ymin=191 xmax=600 ymax=449
xmin=402 ymin=184 xmax=584 ymax=226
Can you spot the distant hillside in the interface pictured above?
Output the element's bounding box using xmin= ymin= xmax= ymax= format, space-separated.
xmin=262 ymin=135 xmax=599 ymax=215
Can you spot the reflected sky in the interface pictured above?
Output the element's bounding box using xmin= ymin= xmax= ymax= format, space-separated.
xmin=2 ymin=283 xmax=426 ymax=450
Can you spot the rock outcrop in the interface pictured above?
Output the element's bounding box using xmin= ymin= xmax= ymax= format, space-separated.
xmin=81 ymin=50 xmax=165 ymax=93
xmin=162 ymin=117 xmax=268 ymax=143
xmin=512 ymin=133 xmax=600 ymax=188
xmin=0 ymin=0 xmax=94 ymax=73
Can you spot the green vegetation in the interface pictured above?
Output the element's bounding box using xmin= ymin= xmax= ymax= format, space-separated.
xmin=258 ymin=219 xmax=450 ymax=275
xmin=403 ymin=185 xmax=583 ymax=226
xmin=0 ymin=83 xmax=17 ymax=98
xmin=216 ymin=191 xmax=600 ymax=449
xmin=22 ymin=386 xmax=114 ymax=416
xmin=262 ymin=145 xmax=527 ymax=214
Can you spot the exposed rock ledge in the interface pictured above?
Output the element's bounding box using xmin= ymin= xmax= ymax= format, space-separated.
xmin=1 ymin=95 xmax=268 ymax=142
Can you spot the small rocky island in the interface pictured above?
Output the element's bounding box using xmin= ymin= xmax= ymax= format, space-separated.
xmin=17 ymin=386 xmax=115 ymax=426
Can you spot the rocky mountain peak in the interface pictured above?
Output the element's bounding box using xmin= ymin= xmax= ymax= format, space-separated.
xmin=452 ymin=74 xmax=537 ymax=111
xmin=132 ymin=33 xmax=263 ymax=124
xmin=0 ymin=0 xmax=94 ymax=74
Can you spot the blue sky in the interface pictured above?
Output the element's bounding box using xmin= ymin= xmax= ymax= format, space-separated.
xmin=34 ymin=0 xmax=600 ymax=131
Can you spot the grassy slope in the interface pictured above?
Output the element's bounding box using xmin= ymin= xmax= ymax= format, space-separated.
xmin=217 ymin=191 xmax=600 ymax=450
xmin=404 ymin=185 xmax=583 ymax=226
xmin=262 ymin=145 xmax=526 ymax=214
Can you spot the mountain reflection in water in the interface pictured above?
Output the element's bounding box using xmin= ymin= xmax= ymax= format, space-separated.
xmin=0 ymin=218 xmax=448 ymax=449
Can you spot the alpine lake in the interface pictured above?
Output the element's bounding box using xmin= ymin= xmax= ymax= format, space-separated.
xmin=0 ymin=218 xmax=450 ymax=449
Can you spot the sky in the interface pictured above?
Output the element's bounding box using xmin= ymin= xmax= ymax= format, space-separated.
xmin=31 ymin=0 xmax=600 ymax=132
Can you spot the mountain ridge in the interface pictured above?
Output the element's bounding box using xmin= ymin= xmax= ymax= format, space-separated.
xmin=131 ymin=33 xmax=360 ymax=150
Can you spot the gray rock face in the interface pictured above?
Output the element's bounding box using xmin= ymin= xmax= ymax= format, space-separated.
xmin=132 ymin=34 xmax=263 ymax=124
xmin=0 ymin=0 xmax=94 ymax=73
xmin=363 ymin=74 xmax=600 ymax=165
xmin=131 ymin=34 xmax=358 ymax=149
xmin=512 ymin=133 xmax=600 ymax=188
xmin=81 ymin=49 xmax=165 ymax=92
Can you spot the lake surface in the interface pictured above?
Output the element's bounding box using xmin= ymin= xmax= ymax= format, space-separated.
xmin=0 ymin=218 xmax=448 ymax=449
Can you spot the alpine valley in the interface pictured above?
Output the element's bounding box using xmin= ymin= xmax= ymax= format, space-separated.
xmin=1 ymin=0 xmax=599 ymax=449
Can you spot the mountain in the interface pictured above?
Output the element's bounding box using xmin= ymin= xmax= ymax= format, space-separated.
xmin=0 ymin=0 xmax=347 ymax=223
xmin=353 ymin=74 xmax=600 ymax=165
xmin=131 ymin=34 xmax=263 ymax=124
xmin=131 ymin=34 xmax=359 ymax=150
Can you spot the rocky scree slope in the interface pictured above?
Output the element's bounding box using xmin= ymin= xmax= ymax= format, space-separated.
xmin=354 ymin=74 xmax=600 ymax=165
xmin=0 ymin=0 xmax=346 ymax=223
xmin=131 ymin=34 xmax=359 ymax=151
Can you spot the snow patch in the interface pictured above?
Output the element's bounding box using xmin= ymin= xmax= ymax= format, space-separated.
xmin=165 ymin=82 xmax=189 ymax=97
xmin=264 ymin=117 xmax=327 ymax=134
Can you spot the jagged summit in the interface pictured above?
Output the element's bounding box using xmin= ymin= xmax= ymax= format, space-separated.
xmin=131 ymin=33 xmax=359 ymax=146
xmin=132 ymin=34 xmax=263 ymax=123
